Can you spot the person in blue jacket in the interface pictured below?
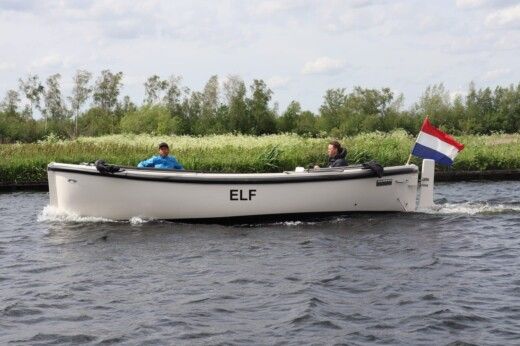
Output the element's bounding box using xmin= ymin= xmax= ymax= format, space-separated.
xmin=137 ymin=142 xmax=184 ymax=169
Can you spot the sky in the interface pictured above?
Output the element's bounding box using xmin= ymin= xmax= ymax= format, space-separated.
xmin=0 ymin=0 xmax=519 ymax=113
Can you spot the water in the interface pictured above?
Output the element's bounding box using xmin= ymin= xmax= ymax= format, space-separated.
xmin=1 ymin=181 xmax=520 ymax=345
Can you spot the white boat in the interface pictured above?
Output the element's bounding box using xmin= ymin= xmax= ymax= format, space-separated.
xmin=47 ymin=159 xmax=435 ymax=221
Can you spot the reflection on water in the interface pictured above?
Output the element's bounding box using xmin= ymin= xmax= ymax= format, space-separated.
xmin=1 ymin=181 xmax=520 ymax=345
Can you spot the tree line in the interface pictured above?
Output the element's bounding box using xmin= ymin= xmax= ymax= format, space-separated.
xmin=1 ymin=70 xmax=519 ymax=143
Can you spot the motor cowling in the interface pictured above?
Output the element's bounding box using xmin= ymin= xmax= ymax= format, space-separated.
xmin=418 ymin=159 xmax=435 ymax=209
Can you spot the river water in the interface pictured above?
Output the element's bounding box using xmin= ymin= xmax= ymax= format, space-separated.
xmin=1 ymin=181 xmax=519 ymax=345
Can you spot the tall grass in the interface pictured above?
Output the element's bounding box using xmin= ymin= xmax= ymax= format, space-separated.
xmin=1 ymin=131 xmax=519 ymax=184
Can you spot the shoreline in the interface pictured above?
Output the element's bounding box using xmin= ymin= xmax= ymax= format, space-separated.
xmin=2 ymin=169 xmax=519 ymax=192
xmin=2 ymin=133 xmax=520 ymax=185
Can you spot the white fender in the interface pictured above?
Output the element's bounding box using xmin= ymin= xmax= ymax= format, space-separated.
xmin=418 ymin=159 xmax=435 ymax=209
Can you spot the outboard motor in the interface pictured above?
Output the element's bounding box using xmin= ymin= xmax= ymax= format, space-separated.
xmin=418 ymin=159 xmax=435 ymax=209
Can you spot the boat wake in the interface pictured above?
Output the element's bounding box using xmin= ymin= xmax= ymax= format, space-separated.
xmin=38 ymin=205 xmax=111 ymax=223
xmin=271 ymin=220 xmax=316 ymax=227
xmin=37 ymin=205 xmax=152 ymax=224
xmin=37 ymin=202 xmax=519 ymax=226
xmin=265 ymin=216 xmax=350 ymax=227
xmin=420 ymin=202 xmax=520 ymax=215
xmin=129 ymin=216 xmax=148 ymax=225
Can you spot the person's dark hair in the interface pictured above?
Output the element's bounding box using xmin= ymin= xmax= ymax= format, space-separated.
xmin=158 ymin=142 xmax=169 ymax=149
xmin=329 ymin=140 xmax=342 ymax=151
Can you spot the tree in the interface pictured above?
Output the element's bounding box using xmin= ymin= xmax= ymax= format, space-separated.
xmin=295 ymin=110 xmax=318 ymax=136
xmin=319 ymin=88 xmax=347 ymax=132
xmin=475 ymin=87 xmax=496 ymax=133
xmin=224 ymin=75 xmax=248 ymax=133
xmin=163 ymin=75 xmax=189 ymax=133
xmin=1 ymin=89 xmax=45 ymax=142
xmin=463 ymin=82 xmax=482 ymax=134
xmin=121 ymin=95 xmax=137 ymax=114
xmin=93 ymin=70 xmax=123 ymax=112
xmin=163 ymin=75 xmax=183 ymax=112
xmin=186 ymin=91 xmax=203 ymax=134
xmin=44 ymin=74 xmax=67 ymax=121
xmin=93 ymin=70 xmax=123 ymax=132
xmin=202 ymin=75 xmax=219 ymax=118
xmin=191 ymin=75 xmax=221 ymax=134
xmin=78 ymin=107 xmax=113 ymax=137
xmin=248 ymin=79 xmax=276 ymax=135
xmin=278 ymin=101 xmax=301 ymax=133
xmin=496 ymin=83 xmax=520 ymax=133
xmin=144 ymin=75 xmax=168 ymax=105
xmin=68 ymin=70 xmax=92 ymax=137
xmin=1 ymin=90 xmax=21 ymax=115
xmin=415 ymin=84 xmax=451 ymax=120
xmin=120 ymin=105 xmax=179 ymax=135
xmin=348 ymin=87 xmax=395 ymax=117
xmin=19 ymin=74 xmax=44 ymax=124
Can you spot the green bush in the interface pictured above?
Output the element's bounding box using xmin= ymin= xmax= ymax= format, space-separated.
xmin=120 ymin=105 xmax=180 ymax=135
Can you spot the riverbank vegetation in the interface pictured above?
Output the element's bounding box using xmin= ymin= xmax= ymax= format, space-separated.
xmin=1 ymin=132 xmax=519 ymax=184
xmin=1 ymin=70 xmax=520 ymax=143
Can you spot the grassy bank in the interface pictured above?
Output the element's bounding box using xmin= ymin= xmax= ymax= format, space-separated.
xmin=1 ymin=131 xmax=520 ymax=184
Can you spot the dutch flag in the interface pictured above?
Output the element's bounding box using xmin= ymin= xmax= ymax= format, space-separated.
xmin=411 ymin=117 xmax=464 ymax=166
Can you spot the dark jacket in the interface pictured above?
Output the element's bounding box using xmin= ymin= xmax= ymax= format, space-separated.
xmin=328 ymin=148 xmax=347 ymax=167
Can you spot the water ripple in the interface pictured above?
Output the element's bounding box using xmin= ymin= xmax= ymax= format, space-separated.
xmin=0 ymin=181 xmax=519 ymax=345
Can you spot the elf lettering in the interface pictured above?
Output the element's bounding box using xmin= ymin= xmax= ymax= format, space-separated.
xmin=230 ymin=189 xmax=256 ymax=201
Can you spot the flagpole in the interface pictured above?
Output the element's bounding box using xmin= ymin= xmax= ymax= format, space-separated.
xmin=406 ymin=116 xmax=428 ymax=165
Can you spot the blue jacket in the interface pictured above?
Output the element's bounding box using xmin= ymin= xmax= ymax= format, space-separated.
xmin=137 ymin=155 xmax=184 ymax=169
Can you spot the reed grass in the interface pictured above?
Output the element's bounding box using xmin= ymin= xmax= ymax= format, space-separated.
xmin=1 ymin=131 xmax=519 ymax=184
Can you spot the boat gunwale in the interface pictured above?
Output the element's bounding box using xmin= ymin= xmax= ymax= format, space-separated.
xmin=47 ymin=163 xmax=418 ymax=185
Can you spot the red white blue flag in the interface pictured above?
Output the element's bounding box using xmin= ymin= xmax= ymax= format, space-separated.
xmin=411 ymin=117 xmax=464 ymax=166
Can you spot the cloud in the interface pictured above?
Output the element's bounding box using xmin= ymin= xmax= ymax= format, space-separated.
xmin=0 ymin=0 xmax=518 ymax=113
xmin=349 ymin=0 xmax=381 ymax=9
xmin=442 ymin=34 xmax=496 ymax=54
xmin=252 ymin=1 xmax=286 ymax=15
xmin=323 ymin=3 xmax=385 ymax=32
xmin=0 ymin=61 xmax=15 ymax=71
xmin=485 ymin=4 xmax=520 ymax=27
xmin=455 ymin=0 xmax=486 ymax=9
xmin=494 ymin=32 xmax=520 ymax=50
xmin=250 ymin=0 xmax=307 ymax=16
xmin=482 ymin=68 xmax=511 ymax=81
xmin=301 ymin=57 xmax=345 ymax=75
xmin=0 ymin=1 xmax=251 ymax=46
xmin=0 ymin=0 xmax=40 ymax=12
xmin=101 ymin=17 xmax=156 ymax=40
xmin=318 ymin=1 xmax=423 ymax=36
xmin=456 ymin=0 xmax=520 ymax=9
xmin=30 ymin=54 xmax=69 ymax=69
xmin=267 ymin=76 xmax=291 ymax=88
xmin=338 ymin=11 xmax=377 ymax=31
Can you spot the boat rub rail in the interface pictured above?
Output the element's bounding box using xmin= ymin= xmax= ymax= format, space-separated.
xmin=47 ymin=163 xmax=418 ymax=185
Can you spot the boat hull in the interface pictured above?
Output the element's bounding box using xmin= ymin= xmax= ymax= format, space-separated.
xmin=47 ymin=163 xmax=419 ymax=220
